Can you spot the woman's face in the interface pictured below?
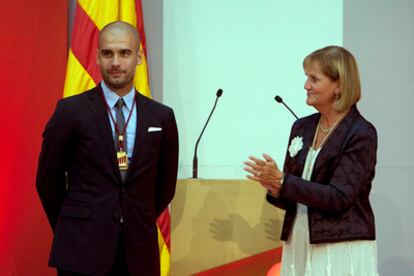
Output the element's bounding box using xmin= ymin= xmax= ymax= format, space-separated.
xmin=304 ymin=61 xmax=339 ymax=111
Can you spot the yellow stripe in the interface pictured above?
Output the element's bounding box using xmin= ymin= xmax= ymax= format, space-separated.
xmin=63 ymin=50 xmax=96 ymax=98
xmin=134 ymin=55 xmax=151 ymax=97
xmin=117 ymin=0 xmax=152 ymax=98
xmin=119 ymin=0 xmax=137 ymax=26
xmin=77 ymin=0 xmax=118 ymax=30
xmin=158 ymin=226 xmax=171 ymax=276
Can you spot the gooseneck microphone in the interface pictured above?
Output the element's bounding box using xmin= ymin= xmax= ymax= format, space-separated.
xmin=192 ymin=89 xmax=223 ymax=179
xmin=274 ymin=95 xmax=299 ymax=119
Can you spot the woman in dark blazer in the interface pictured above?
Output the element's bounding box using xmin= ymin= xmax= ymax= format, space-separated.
xmin=245 ymin=46 xmax=379 ymax=275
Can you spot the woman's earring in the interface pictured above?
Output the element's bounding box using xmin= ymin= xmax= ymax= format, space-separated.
xmin=335 ymin=88 xmax=341 ymax=101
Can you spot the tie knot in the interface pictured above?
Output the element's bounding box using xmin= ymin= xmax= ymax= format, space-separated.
xmin=116 ymin=98 xmax=125 ymax=111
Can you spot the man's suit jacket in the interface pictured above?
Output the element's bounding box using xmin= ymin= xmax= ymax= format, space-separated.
xmin=36 ymin=85 xmax=179 ymax=276
xmin=267 ymin=105 xmax=377 ymax=244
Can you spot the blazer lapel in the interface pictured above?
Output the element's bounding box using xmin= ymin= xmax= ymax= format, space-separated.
xmin=313 ymin=106 xmax=359 ymax=174
xmin=299 ymin=116 xmax=318 ymax=168
xmin=88 ymin=86 xmax=122 ymax=182
xmin=288 ymin=115 xmax=319 ymax=176
xmin=126 ymin=92 xmax=150 ymax=178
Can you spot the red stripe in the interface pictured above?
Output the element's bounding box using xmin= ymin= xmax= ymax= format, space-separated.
xmin=195 ymin=247 xmax=283 ymax=275
xmin=157 ymin=209 xmax=171 ymax=249
xmin=71 ymin=3 xmax=101 ymax=84
xmin=135 ymin=0 xmax=151 ymax=91
xmin=135 ymin=0 xmax=148 ymax=57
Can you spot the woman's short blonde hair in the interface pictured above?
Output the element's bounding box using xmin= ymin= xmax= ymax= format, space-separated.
xmin=303 ymin=46 xmax=361 ymax=112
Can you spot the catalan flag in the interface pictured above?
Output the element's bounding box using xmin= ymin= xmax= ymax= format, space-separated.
xmin=63 ymin=1 xmax=171 ymax=275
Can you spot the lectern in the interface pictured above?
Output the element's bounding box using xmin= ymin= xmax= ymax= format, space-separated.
xmin=171 ymin=179 xmax=285 ymax=275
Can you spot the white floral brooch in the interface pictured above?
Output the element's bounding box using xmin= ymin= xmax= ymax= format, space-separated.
xmin=288 ymin=136 xmax=303 ymax=158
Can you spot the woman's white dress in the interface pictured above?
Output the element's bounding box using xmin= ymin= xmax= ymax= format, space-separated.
xmin=280 ymin=147 xmax=379 ymax=276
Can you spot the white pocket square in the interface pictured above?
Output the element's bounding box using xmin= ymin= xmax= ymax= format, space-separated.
xmin=148 ymin=127 xmax=162 ymax=132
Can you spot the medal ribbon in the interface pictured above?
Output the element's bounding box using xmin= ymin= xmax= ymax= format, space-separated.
xmin=101 ymin=90 xmax=137 ymax=151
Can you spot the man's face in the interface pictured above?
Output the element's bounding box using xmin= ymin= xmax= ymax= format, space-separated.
xmin=97 ymin=30 xmax=142 ymax=95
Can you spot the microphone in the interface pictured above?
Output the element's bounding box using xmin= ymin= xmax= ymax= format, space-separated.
xmin=274 ymin=95 xmax=299 ymax=119
xmin=192 ymin=89 xmax=223 ymax=179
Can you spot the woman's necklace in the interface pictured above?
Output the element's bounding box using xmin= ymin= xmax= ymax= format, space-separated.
xmin=317 ymin=121 xmax=331 ymax=134
xmin=312 ymin=112 xmax=347 ymax=149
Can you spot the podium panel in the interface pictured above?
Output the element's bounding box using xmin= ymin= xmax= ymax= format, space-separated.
xmin=171 ymin=179 xmax=284 ymax=275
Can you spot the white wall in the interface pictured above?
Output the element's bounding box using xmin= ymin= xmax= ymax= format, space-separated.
xmin=344 ymin=1 xmax=414 ymax=275
xmin=162 ymin=0 xmax=342 ymax=179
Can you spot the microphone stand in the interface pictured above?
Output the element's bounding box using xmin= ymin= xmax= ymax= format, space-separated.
xmin=192 ymin=89 xmax=223 ymax=179
xmin=274 ymin=95 xmax=299 ymax=119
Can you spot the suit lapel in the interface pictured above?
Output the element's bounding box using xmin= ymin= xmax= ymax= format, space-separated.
xmin=126 ymin=91 xmax=150 ymax=178
xmin=313 ymin=106 xmax=359 ymax=173
xmin=87 ymin=86 xmax=122 ymax=182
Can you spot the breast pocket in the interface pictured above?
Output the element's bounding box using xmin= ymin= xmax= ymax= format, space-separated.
xmin=144 ymin=131 xmax=163 ymax=155
xmin=146 ymin=131 xmax=162 ymax=145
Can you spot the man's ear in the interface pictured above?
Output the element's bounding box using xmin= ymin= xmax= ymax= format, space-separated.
xmin=137 ymin=47 xmax=143 ymax=65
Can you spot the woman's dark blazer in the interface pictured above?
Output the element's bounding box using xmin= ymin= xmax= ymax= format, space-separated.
xmin=267 ymin=105 xmax=377 ymax=244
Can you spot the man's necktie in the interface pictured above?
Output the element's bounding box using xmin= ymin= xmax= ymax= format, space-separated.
xmin=115 ymin=98 xmax=127 ymax=182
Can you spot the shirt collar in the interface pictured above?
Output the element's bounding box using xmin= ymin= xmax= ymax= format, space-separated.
xmin=100 ymin=81 xmax=135 ymax=111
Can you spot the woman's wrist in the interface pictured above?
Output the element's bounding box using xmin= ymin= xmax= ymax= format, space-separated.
xmin=266 ymin=172 xmax=284 ymax=198
xmin=269 ymin=172 xmax=284 ymax=198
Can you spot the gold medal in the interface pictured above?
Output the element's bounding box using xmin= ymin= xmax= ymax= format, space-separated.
xmin=117 ymin=150 xmax=128 ymax=171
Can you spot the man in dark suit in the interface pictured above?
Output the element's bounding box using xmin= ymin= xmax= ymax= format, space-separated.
xmin=36 ymin=21 xmax=179 ymax=276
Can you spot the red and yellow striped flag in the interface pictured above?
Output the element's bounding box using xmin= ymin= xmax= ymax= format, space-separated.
xmin=63 ymin=1 xmax=171 ymax=275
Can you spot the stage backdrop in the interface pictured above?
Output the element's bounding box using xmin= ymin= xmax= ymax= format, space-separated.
xmin=0 ymin=1 xmax=67 ymax=275
xmin=162 ymin=0 xmax=343 ymax=179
